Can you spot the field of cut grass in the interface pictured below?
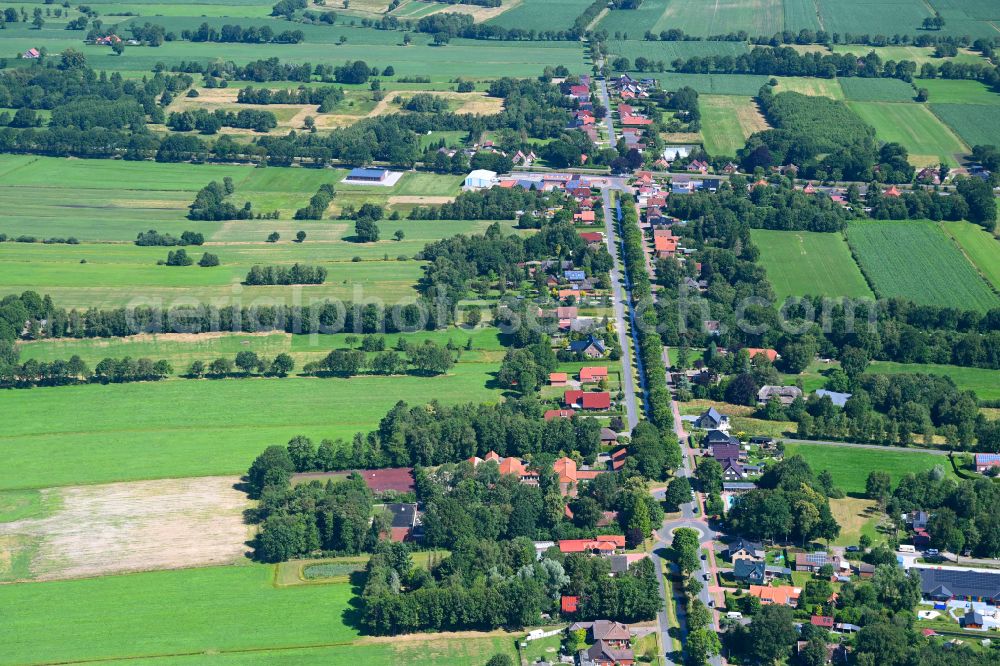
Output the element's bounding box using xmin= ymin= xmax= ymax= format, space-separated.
xmin=772 ymin=76 xmax=845 ymax=99
xmin=839 ymin=77 xmax=916 ymax=102
xmin=0 ymin=362 xmax=502 ymax=490
xmin=848 ymin=102 xmax=968 ymax=165
xmin=750 ymin=229 xmax=875 ymax=301
xmin=941 ymin=221 xmax=1000 ymax=290
xmin=784 ymin=442 xmax=951 ymax=495
xmin=829 ymin=497 xmax=883 ymax=547
xmin=699 ymin=95 xmax=770 ymax=156
xmin=601 ymin=0 xmax=784 ymax=37
xmin=0 ymin=564 xmax=360 ymax=664
xmin=931 ymin=103 xmax=1000 ymax=148
xmin=846 ymin=220 xmax=998 ymax=311
xmin=868 ymin=361 xmax=1000 ymax=402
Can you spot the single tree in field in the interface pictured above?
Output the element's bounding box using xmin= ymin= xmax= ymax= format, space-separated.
xmin=296 ymin=230 xmax=306 ymax=243
xmin=235 ymin=351 xmax=260 ymax=375
xmin=393 ymin=229 xmax=405 ymax=241
xmin=267 ymin=232 xmax=280 ymax=243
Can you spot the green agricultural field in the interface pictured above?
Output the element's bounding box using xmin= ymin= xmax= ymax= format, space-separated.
xmin=784 ymin=442 xmax=951 ymax=495
xmin=839 ymin=77 xmax=916 ymax=102
xmin=0 ymin=564 xmax=361 ymax=664
xmin=699 ymin=95 xmax=771 ymax=156
xmin=17 ymin=327 xmax=506 ymax=371
xmin=920 ymin=79 xmax=1000 ymax=104
xmin=750 ymin=229 xmax=875 ymax=301
xmin=846 ymin=220 xmax=998 ymax=311
xmin=0 ymin=23 xmax=587 ymax=80
xmin=605 ymin=40 xmax=748 ymax=63
xmin=832 ymin=44 xmax=987 ymax=66
xmin=601 ymin=0 xmax=784 ymax=38
xmin=868 ymin=361 xmax=1000 ymax=402
xmin=931 ymin=104 xmax=1000 ymax=148
xmin=848 ymin=101 xmax=968 ymax=165
xmin=487 ymin=0 xmax=592 ymax=31
xmin=772 ymin=77 xmax=845 ymax=99
xmin=941 ymin=221 xmax=1000 ymax=290
xmin=0 ymin=362 xmax=502 ymax=490
xmin=638 ymin=73 xmax=770 ymax=96
xmin=0 ymin=156 xmax=465 ymax=241
xmin=0 ymin=242 xmax=427 ymax=308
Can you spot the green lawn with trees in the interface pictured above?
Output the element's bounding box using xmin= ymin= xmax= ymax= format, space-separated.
xmin=783 ymin=442 xmax=952 ymax=495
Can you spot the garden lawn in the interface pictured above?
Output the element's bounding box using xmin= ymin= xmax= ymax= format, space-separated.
xmin=829 ymin=497 xmax=882 ymax=547
xmin=930 ymin=104 xmax=1000 ymax=149
xmin=750 ymin=229 xmax=874 ymax=301
xmin=0 ymin=364 xmax=501 ymax=490
xmin=0 ymin=564 xmax=360 ymax=665
xmin=847 ymin=101 xmax=968 ymax=165
xmin=699 ymin=96 xmax=770 ymax=157
xmin=784 ymin=442 xmax=951 ymax=495
xmin=868 ymin=361 xmax=1000 ymax=402
xmin=940 ymin=221 xmax=1000 ymax=290
xmin=846 ymin=220 xmax=998 ymax=311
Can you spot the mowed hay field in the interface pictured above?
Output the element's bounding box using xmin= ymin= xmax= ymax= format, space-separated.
xmin=846 ymin=220 xmax=999 ymax=311
xmin=699 ymin=96 xmax=771 ymax=156
xmin=750 ymin=229 xmax=875 ymax=301
xmin=600 ymin=0 xmax=786 ymax=38
xmin=868 ymin=361 xmax=1000 ymax=402
xmin=784 ymin=442 xmax=951 ymax=495
xmin=941 ymin=221 xmax=1000 ymax=290
xmin=847 ymin=102 xmax=968 ymax=165
xmin=0 ymin=363 xmax=502 ymax=490
xmin=486 ymin=0 xmax=592 ymax=31
xmin=771 ymin=76 xmax=845 ymax=99
xmin=0 ymin=564 xmax=358 ymax=664
xmin=0 ymin=477 xmax=249 ymax=582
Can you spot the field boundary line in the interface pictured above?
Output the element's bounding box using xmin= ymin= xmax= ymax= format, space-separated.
xmin=939 ymin=222 xmax=1000 ymax=297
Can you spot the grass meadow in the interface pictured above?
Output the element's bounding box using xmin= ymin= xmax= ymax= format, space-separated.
xmin=486 ymin=0 xmax=593 ymax=31
xmin=868 ymin=361 xmax=1000 ymax=402
xmin=637 ymin=73 xmax=770 ymax=96
xmin=0 ymin=360 xmax=502 ymax=490
xmin=847 ymin=102 xmax=968 ymax=165
xmin=0 ymin=564 xmax=360 ymax=664
xmin=920 ymin=79 xmax=1000 ymax=104
xmin=600 ymin=0 xmax=786 ymax=38
xmin=699 ymin=95 xmax=770 ymax=156
xmin=605 ymin=40 xmax=748 ymax=62
xmin=771 ymin=76 xmax=845 ymax=99
xmin=941 ymin=221 xmax=1000 ymax=290
xmin=784 ymin=442 xmax=952 ymax=495
xmin=750 ymin=229 xmax=875 ymax=301
xmin=931 ymin=104 xmax=1000 ymax=149
xmin=846 ymin=220 xmax=998 ymax=311
xmin=832 ymin=44 xmax=987 ymax=66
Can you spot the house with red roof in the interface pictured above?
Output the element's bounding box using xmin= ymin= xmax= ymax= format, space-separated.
xmin=544 ymin=409 xmax=575 ymax=421
xmin=562 ymin=595 xmax=580 ymax=614
xmin=574 ymin=210 xmax=597 ymax=223
xmin=559 ymin=535 xmax=626 ymax=554
xmin=743 ymin=347 xmax=779 ymax=363
xmin=550 ymin=372 xmax=569 ymax=386
xmin=579 ymin=366 xmax=608 ymax=383
xmin=579 ymin=232 xmax=604 ymax=244
xmin=564 ymin=390 xmax=612 ymax=410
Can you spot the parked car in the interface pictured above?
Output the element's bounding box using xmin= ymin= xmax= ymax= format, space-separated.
xmin=846 ymin=546 xmax=860 ymax=553
xmin=926 ymin=548 xmax=939 ymax=556
xmin=703 ymin=573 xmax=710 ymax=581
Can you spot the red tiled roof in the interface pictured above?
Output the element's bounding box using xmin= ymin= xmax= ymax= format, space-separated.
xmin=579 ymin=367 xmax=608 ymax=382
xmin=544 ymin=409 xmax=574 ymax=421
xmin=559 ymin=535 xmax=626 ymax=553
xmin=562 ymin=595 xmax=580 ymax=613
xmin=359 ymin=468 xmax=414 ymax=493
xmin=582 ymin=392 xmax=611 ymax=409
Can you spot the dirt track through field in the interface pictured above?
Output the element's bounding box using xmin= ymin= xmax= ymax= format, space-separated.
xmin=0 ymin=476 xmax=250 ymax=581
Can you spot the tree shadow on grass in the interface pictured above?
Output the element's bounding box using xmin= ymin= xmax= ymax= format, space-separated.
xmin=341 ymin=570 xmax=369 ymax=633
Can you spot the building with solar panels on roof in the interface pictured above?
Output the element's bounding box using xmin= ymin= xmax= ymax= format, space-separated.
xmin=919 ymin=567 xmax=1000 ymax=605
xmin=976 ymin=453 xmax=1000 ymax=474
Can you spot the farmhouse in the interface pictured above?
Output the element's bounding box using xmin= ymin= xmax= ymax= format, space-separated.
xmin=919 ymin=567 xmax=1000 ymax=605
xmin=758 ymin=385 xmax=803 ymax=406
